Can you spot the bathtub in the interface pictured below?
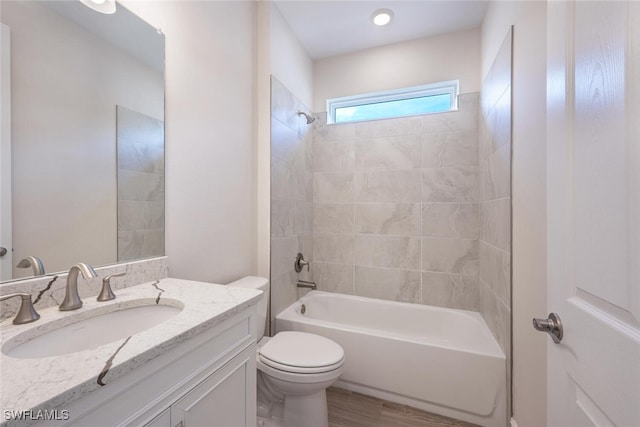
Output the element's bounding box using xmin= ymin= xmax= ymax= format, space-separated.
xmin=275 ymin=291 xmax=506 ymax=427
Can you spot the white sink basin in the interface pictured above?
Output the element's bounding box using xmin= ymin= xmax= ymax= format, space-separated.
xmin=2 ymin=302 xmax=183 ymax=359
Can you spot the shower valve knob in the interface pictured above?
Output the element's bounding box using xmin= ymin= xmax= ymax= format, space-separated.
xmin=294 ymin=253 xmax=309 ymax=273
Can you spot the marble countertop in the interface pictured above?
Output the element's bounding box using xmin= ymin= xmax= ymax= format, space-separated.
xmin=0 ymin=278 xmax=261 ymax=421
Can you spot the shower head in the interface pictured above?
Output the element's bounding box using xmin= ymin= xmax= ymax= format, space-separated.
xmin=297 ymin=110 xmax=316 ymax=124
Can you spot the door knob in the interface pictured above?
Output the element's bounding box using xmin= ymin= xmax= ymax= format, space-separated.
xmin=533 ymin=313 xmax=563 ymax=343
xmin=0 ymin=247 xmax=7 ymax=257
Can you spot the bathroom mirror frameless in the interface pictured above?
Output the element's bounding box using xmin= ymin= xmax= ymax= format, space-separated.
xmin=0 ymin=0 xmax=165 ymax=283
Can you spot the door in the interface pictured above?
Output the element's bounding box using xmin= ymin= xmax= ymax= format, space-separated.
xmin=546 ymin=1 xmax=640 ymax=426
xmin=0 ymin=23 xmax=11 ymax=281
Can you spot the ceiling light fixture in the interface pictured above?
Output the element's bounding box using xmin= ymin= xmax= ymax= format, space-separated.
xmin=371 ymin=8 xmax=393 ymax=26
xmin=80 ymin=0 xmax=116 ymax=15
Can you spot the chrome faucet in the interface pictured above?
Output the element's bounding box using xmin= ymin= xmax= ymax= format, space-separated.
xmin=17 ymin=256 xmax=45 ymax=276
xmin=297 ymin=280 xmax=317 ymax=290
xmin=0 ymin=293 xmax=40 ymax=324
xmin=59 ymin=263 xmax=98 ymax=311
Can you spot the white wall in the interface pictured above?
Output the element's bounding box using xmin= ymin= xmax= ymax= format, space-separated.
xmin=1 ymin=2 xmax=163 ymax=278
xmin=123 ymin=1 xmax=257 ymax=284
xmin=313 ymin=27 xmax=481 ymax=113
xmin=481 ymin=2 xmax=548 ymax=426
xmin=270 ymin=4 xmax=314 ymax=111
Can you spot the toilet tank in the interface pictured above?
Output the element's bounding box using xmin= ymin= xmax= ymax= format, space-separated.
xmin=227 ymin=276 xmax=269 ymax=339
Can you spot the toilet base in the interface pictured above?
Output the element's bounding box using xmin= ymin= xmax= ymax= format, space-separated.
xmin=283 ymin=390 xmax=328 ymax=427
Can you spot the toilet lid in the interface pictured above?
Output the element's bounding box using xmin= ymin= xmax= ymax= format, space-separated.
xmin=258 ymin=331 xmax=344 ymax=370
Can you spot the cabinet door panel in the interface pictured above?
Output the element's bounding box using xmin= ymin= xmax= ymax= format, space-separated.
xmin=171 ymin=350 xmax=253 ymax=427
xmin=144 ymin=408 xmax=170 ymax=427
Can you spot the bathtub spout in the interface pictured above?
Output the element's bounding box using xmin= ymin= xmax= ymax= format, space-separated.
xmin=296 ymin=280 xmax=316 ymax=290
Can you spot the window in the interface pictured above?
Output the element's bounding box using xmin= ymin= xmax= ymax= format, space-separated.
xmin=327 ymin=80 xmax=458 ymax=124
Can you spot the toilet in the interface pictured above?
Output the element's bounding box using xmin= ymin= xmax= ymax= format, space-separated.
xmin=229 ymin=276 xmax=344 ymax=427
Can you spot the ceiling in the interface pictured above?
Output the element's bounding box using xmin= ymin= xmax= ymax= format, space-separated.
xmin=42 ymin=0 xmax=164 ymax=72
xmin=274 ymin=0 xmax=489 ymax=60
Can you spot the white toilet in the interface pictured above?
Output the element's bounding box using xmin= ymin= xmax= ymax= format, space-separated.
xmin=229 ymin=276 xmax=344 ymax=427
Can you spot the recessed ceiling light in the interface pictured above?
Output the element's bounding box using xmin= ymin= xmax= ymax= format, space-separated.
xmin=80 ymin=0 xmax=116 ymax=14
xmin=371 ymin=9 xmax=393 ymax=26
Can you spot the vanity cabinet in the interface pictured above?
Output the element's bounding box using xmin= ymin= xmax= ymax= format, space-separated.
xmin=142 ymin=346 xmax=255 ymax=427
xmin=169 ymin=346 xmax=254 ymax=427
xmin=37 ymin=307 xmax=257 ymax=427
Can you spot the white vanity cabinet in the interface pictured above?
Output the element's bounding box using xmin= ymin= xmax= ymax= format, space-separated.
xmin=36 ymin=306 xmax=257 ymax=427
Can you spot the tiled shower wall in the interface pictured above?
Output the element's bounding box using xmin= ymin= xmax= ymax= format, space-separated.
xmin=479 ymin=29 xmax=512 ymax=407
xmin=117 ymin=106 xmax=165 ymax=262
xmin=270 ymin=77 xmax=314 ymax=333
xmin=311 ymin=94 xmax=480 ymax=310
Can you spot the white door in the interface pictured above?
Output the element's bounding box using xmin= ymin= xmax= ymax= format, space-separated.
xmin=546 ymin=1 xmax=640 ymax=426
xmin=0 ymin=23 xmax=12 ymax=281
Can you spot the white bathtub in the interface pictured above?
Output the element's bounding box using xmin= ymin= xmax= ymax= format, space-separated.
xmin=276 ymin=291 xmax=507 ymax=427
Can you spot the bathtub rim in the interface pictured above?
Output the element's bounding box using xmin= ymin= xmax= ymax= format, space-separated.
xmin=276 ymin=290 xmax=506 ymax=360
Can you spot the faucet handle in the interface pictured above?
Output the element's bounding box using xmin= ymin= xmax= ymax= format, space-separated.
xmin=0 ymin=293 xmax=40 ymax=325
xmin=294 ymin=253 xmax=310 ymax=273
xmin=97 ymin=271 xmax=126 ymax=302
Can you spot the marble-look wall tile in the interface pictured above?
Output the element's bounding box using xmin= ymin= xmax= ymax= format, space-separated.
xmin=479 ymin=113 xmax=493 ymax=163
xmin=422 ymin=203 xmax=478 ymax=239
xmin=354 ymin=135 xmax=421 ymax=171
xmin=422 ymin=237 xmax=478 ymax=276
xmin=479 ymin=278 xmax=511 ymax=355
xmin=355 ymin=116 xmax=422 ymax=138
xmin=303 ymin=202 xmax=314 ymax=234
xmin=422 ymin=93 xmax=479 ymax=135
xmin=355 ymin=203 xmax=421 ymax=236
xmin=271 ymin=199 xmax=295 ymax=238
xmin=270 ymin=77 xmax=315 ymax=335
xmin=270 ymin=270 xmax=298 ymax=327
xmin=117 ymin=106 xmax=165 ymax=262
xmin=313 ymin=204 xmax=354 ymax=234
xmin=480 ymin=198 xmax=511 ymax=252
xmin=271 ymin=118 xmax=298 ymax=164
xmin=354 ymin=266 xmax=420 ymax=303
xmin=422 ymin=131 xmax=478 ymax=168
xmin=479 ymin=241 xmax=510 ymax=306
xmin=292 ymin=201 xmax=308 ymax=235
xmin=313 ymin=172 xmax=354 ymax=203
xmin=422 ymin=167 xmax=478 ymax=202
xmin=0 ymin=257 xmax=168 ymax=321
xmin=118 ymin=201 xmax=164 ymax=231
xmin=270 ymin=236 xmax=300 ymax=277
xmin=354 ymin=235 xmax=420 ymax=270
xmin=271 ymin=78 xmax=300 ymax=131
xmin=313 ymin=139 xmax=355 ymax=172
xmin=117 ymin=107 xmax=164 ymax=175
xmin=118 ymin=171 xmax=164 ymax=203
xmin=309 ymin=92 xmax=487 ymax=313
xmin=118 ymin=230 xmax=164 ymax=261
xmin=422 ymin=272 xmax=479 ymax=311
xmin=313 ymin=233 xmax=354 ymax=264
xmin=488 ymin=87 xmax=512 ymax=154
xmin=482 ymin=38 xmax=512 ymax=115
xmin=312 ymin=262 xmax=354 ymax=295
xmin=478 ymin=29 xmax=512 ymax=386
xmin=484 ymin=142 xmax=511 ymax=201
xmin=315 ymin=120 xmax=357 ymax=143
xmin=354 ymin=170 xmax=421 ymax=203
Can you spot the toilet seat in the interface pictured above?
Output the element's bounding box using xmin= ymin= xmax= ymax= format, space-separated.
xmin=258 ymin=331 xmax=344 ymax=374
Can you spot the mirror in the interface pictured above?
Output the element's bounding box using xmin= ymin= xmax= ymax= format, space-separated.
xmin=0 ymin=1 xmax=165 ymax=283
